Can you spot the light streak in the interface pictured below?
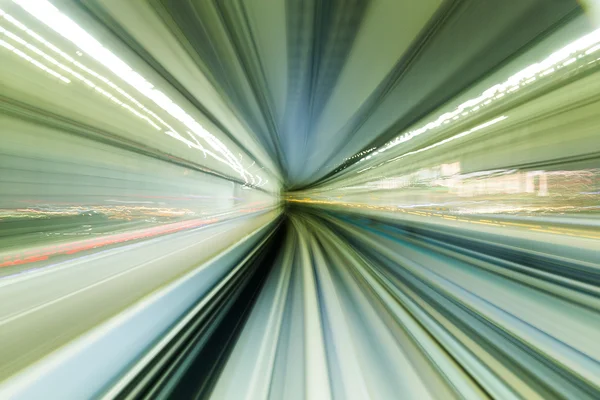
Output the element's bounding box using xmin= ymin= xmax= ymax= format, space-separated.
xmin=0 ymin=37 xmax=69 ymax=82
xmin=352 ymin=27 xmax=600 ymax=166
xmin=12 ymin=0 xmax=260 ymax=184
xmin=360 ymin=116 xmax=507 ymax=172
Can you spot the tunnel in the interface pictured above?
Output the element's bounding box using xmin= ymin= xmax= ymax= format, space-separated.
xmin=1 ymin=0 xmax=600 ymax=399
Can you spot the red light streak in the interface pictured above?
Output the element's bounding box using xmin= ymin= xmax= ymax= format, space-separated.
xmin=0 ymin=217 xmax=220 ymax=268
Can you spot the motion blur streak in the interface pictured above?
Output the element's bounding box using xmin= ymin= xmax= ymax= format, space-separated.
xmin=0 ymin=0 xmax=599 ymax=399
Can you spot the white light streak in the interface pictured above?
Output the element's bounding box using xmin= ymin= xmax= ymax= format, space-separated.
xmin=347 ymin=27 xmax=600 ymax=168
xmin=360 ymin=116 xmax=507 ymax=173
xmin=585 ymin=44 xmax=600 ymax=55
xmin=12 ymin=1 xmax=259 ymax=184
xmin=0 ymin=23 xmax=163 ymax=130
xmin=0 ymin=37 xmax=69 ymax=83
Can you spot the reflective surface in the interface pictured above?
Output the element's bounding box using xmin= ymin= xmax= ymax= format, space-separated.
xmin=1 ymin=1 xmax=599 ymax=399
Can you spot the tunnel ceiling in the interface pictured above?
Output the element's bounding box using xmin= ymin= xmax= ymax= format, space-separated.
xmin=81 ymin=0 xmax=581 ymax=189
